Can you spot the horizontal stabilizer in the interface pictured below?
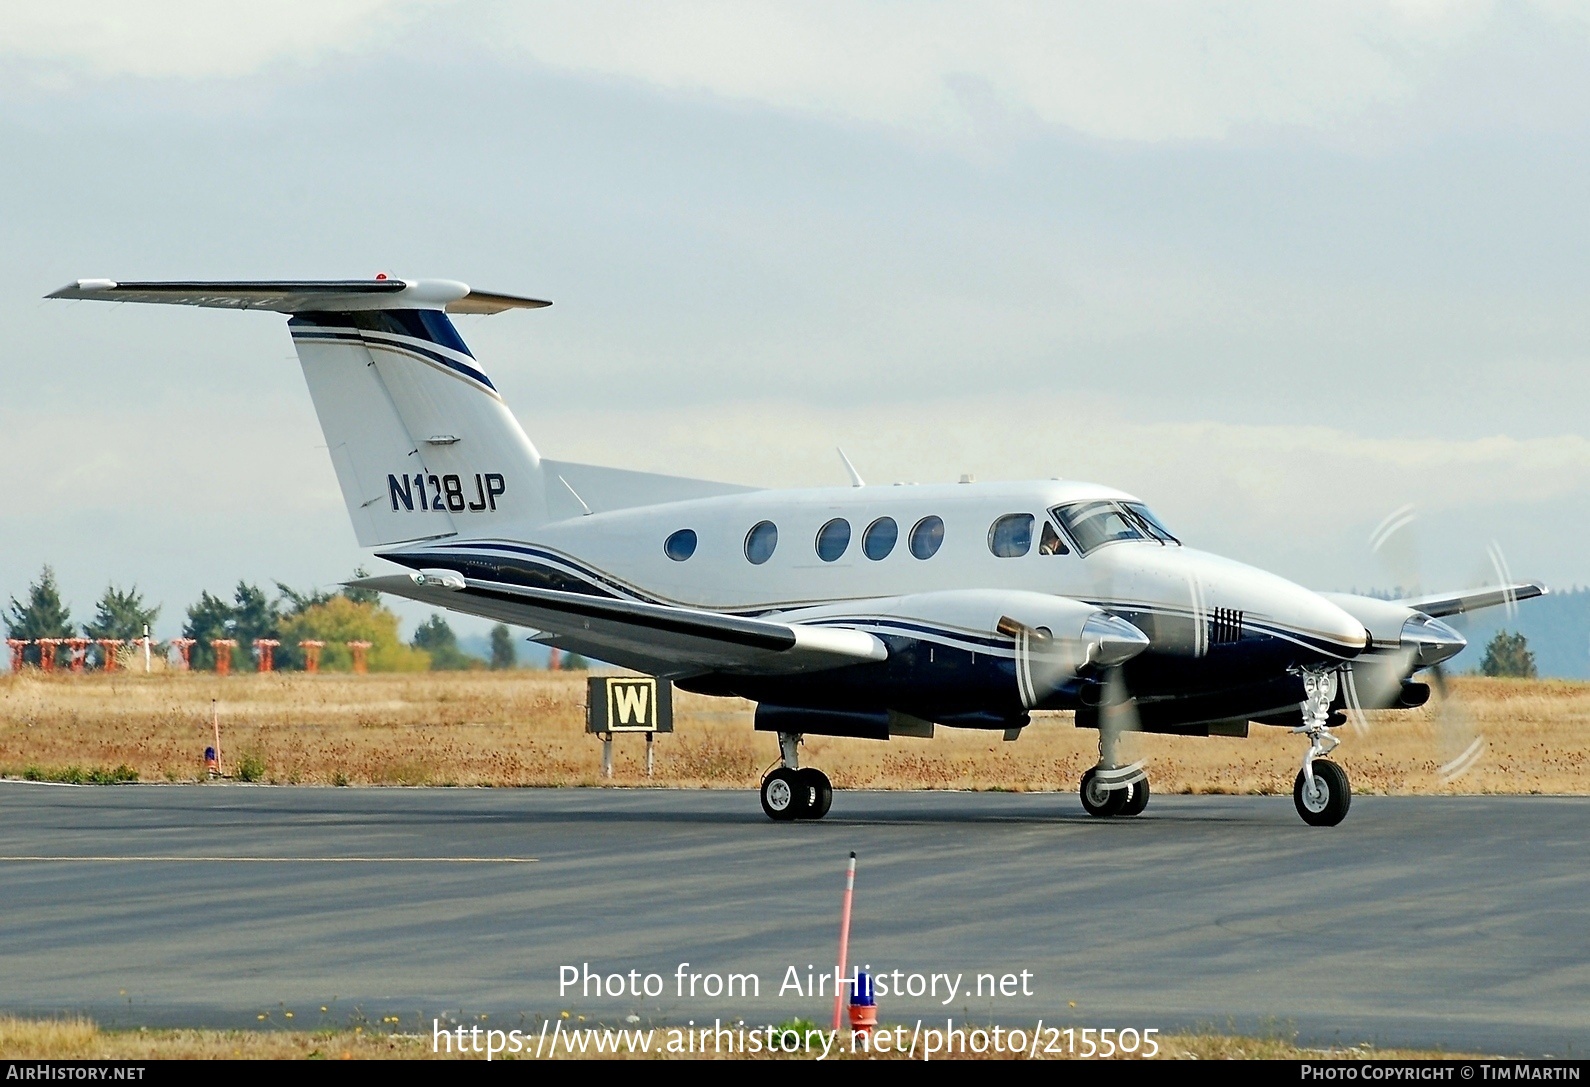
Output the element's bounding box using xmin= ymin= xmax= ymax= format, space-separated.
xmin=46 ymin=278 xmax=550 ymax=314
xmin=1397 ymin=582 xmax=1546 ymax=619
xmin=354 ymin=573 xmax=887 ymax=678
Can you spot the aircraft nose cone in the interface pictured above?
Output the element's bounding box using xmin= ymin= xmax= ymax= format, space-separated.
xmin=1083 ymin=613 xmax=1151 ymax=668
xmin=1402 ymin=614 xmax=1466 ymax=668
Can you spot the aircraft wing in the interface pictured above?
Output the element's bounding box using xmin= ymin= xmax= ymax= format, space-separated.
xmin=1396 ymin=582 xmax=1546 ymax=619
xmin=352 ymin=573 xmax=887 ymax=679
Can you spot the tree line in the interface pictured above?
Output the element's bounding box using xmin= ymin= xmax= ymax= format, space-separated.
xmin=3 ymin=566 xmax=584 ymax=673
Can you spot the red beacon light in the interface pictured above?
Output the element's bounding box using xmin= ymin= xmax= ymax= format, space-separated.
xmin=375 ymin=272 xmax=388 ymax=280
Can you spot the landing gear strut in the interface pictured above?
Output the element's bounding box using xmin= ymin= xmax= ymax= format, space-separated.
xmin=1292 ymin=668 xmax=1351 ymax=827
xmin=1080 ymin=716 xmax=1148 ymax=818
xmin=760 ymin=732 xmax=833 ymax=821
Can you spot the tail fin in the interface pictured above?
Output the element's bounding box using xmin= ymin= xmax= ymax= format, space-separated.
xmin=50 ymin=278 xmax=553 ymax=547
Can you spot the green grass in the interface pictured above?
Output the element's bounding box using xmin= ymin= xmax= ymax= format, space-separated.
xmin=14 ymin=765 xmax=138 ymax=785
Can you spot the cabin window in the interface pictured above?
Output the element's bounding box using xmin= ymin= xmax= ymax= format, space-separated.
xmin=862 ymin=517 xmax=898 ymax=560
xmin=816 ymin=518 xmax=851 ymax=562
xmin=664 ymin=529 xmax=698 ymax=561
xmin=744 ymin=521 xmax=779 ymax=564
xmin=988 ymin=514 xmax=1034 ymax=558
xmin=909 ymin=516 xmax=945 ymax=559
xmin=1039 ymin=521 xmax=1069 ymax=556
xmin=1051 ymin=501 xmax=1144 ymax=555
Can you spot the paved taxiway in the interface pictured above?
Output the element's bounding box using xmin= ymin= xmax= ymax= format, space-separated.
xmin=0 ymin=783 xmax=1584 ymax=1055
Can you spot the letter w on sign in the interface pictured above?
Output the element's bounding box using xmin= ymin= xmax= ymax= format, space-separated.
xmin=587 ymin=676 xmax=673 ymax=734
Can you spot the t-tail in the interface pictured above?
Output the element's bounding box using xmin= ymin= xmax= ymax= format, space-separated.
xmin=48 ymin=277 xmax=553 ymax=546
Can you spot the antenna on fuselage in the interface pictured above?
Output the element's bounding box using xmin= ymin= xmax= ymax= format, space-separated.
xmin=836 ymin=447 xmax=865 ymax=488
xmin=557 ymin=474 xmax=592 ymax=516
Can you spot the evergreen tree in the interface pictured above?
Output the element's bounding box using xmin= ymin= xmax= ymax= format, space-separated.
xmin=275 ymin=581 xmax=336 ymax=617
xmin=411 ymin=613 xmax=480 ymax=671
xmin=230 ymin=581 xmax=280 ymax=663
xmin=4 ymin=566 xmax=75 ymax=667
xmin=563 ymin=652 xmax=589 ymax=671
xmin=84 ymin=584 xmax=160 ymax=668
xmin=489 ymin=623 xmax=516 ymax=670
xmin=1480 ymin=630 xmax=1537 ymax=678
xmin=182 ymin=591 xmax=234 ymax=671
xmin=85 ymin=585 xmax=160 ymax=642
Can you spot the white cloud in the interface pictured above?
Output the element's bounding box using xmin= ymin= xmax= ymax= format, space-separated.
xmin=0 ymin=0 xmax=434 ymax=81
xmin=6 ymin=2 xmax=1586 ymax=141
xmin=479 ymin=0 xmax=1562 ymax=142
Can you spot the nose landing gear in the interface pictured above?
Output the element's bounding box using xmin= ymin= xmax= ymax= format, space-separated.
xmin=1292 ymin=668 xmax=1351 ymax=827
xmin=760 ymin=732 xmax=833 ymax=821
xmin=1080 ymin=716 xmax=1149 ymax=818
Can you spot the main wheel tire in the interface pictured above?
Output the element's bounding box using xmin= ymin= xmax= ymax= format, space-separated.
xmin=1080 ymin=767 xmax=1127 ymax=817
xmin=798 ymin=769 xmax=833 ymax=820
xmin=1119 ymin=775 xmax=1150 ymax=816
xmin=1293 ymin=760 xmax=1351 ymax=827
xmin=761 ymin=768 xmax=807 ymax=821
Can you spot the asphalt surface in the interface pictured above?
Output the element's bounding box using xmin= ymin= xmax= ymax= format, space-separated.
xmin=0 ymin=782 xmax=1585 ymax=1055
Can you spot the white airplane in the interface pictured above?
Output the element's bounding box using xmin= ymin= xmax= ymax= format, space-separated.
xmin=51 ymin=277 xmax=1545 ymax=826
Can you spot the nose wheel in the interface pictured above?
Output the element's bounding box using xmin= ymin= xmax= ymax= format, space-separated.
xmin=760 ymin=732 xmax=833 ymax=821
xmin=1080 ymin=766 xmax=1149 ymax=818
xmin=1294 ymin=760 xmax=1350 ymax=826
xmin=1081 ymin=719 xmax=1148 ymax=818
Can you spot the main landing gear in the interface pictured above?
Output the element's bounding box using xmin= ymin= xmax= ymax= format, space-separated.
xmin=1292 ymin=668 xmax=1351 ymax=827
xmin=760 ymin=732 xmax=833 ymax=822
xmin=1080 ymin=717 xmax=1149 ymax=818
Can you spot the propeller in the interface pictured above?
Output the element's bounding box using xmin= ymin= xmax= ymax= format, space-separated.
xmin=997 ymin=605 xmax=1149 ymax=792
xmin=1092 ymin=660 xmax=1147 ymax=792
xmin=996 ymin=611 xmax=1148 ymax=711
xmin=1359 ymin=504 xmax=1496 ymax=784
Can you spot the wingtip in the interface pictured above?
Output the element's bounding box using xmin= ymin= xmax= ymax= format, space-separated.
xmin=46 ymin=278 xmax=118 ymax=300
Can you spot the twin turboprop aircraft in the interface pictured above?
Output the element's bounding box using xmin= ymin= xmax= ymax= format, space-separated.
xmin=51 ymin=277 xmax=1545 ymax=826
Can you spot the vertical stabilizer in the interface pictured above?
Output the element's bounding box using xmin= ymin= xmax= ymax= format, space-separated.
xmin=289 ymin=310 xmax=548 ymax=547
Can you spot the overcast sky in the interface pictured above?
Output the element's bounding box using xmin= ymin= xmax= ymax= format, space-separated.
xmin=3 ymin=1 xmax=1588 ymax=639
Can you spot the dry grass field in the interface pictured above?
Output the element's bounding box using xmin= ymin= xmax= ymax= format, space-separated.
xmin=0 ymin=671 xmax=1586 ymax=794
xmin=0 ymin=1016 xmax=1475 ymax=1060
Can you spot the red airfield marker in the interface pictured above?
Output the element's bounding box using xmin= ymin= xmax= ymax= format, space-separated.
xmin=210 ymin=638 xmax=237 ymax=675
xmin=832 ymin=851 xmax=857 ymax=1033
xmin=254 ymin=638 xmax=280 ymax=673
xmin=96 ymin=639 xmax=122 ymax=672
xmin=65 ymin=637 xmax=90 ymax=673
xmin=169 ymin=638 xmax=196 ymax=670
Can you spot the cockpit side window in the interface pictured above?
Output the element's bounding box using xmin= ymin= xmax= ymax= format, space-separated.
xmin=1123 ymin=502 xmax=1180 ymax=545
xmin=1051 ymin=501 xmax=1145 ymax=555
xmin=1038 ymin=520 xmax=1069 ymax=556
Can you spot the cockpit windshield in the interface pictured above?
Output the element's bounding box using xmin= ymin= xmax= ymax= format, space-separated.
xmin=1051 ymin=500 xmax=1179 ymax=554
xmin=1124 ymin=502 xmax=1179 ymax=545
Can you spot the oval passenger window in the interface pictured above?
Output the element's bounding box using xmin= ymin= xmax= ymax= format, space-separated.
xmin=664 ymin=529 xmax=697 ymax=561
xmin=862 ymin=517 xmax=898 ymax=560
xmin=816 ymin=518 xmax=851 ymax=562
xmin=744 ymin=521 xmax=779 ymax=564
xmin=909 ymin=516 xmax=945 ymax=559
xmin=988 ymin=514 xmax=1034 ymax=558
